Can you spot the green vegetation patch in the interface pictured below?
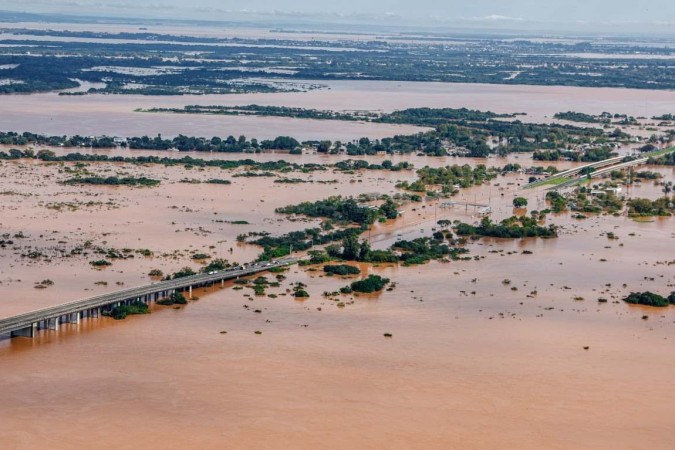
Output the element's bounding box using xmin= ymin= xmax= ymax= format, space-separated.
xmin=627 ymin=197 xmax=674 ymax=217
xmin=350 ymin=275 xmax=390 ymax=293
xmin=623 ymin=292 xmax=675 ymax=308
xmin=157 ymin=292 xmax=188 ymax=306
xmin=455 ymin=216 xmax=557 ymax=239
xmin=104 ymin=301 xmax=149 ymax=320
xmin=63 ymin=176 xmax=160 ymax=187
xmin=323 ymin=264 xmax=361 ymax=276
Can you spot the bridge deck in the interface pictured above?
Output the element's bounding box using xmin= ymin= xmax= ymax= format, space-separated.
xmin=0 ymin=258 xmax=297 ymax=337
xmin=525 ymin=147 xmax=675 ymax=190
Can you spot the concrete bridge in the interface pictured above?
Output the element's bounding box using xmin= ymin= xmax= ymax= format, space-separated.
xmin=549 ymin=156 xmax=651 ymax=191
xmin=548 ymin=155 xmax=627 ymax=179
xmin=0 ymin=258 xmax=297 ymax=339
xmin=526 ymin=147 xmax=675 ymax=191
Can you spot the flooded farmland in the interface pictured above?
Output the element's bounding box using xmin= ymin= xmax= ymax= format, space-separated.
xmin=0 ymin=144 xmax=673 ymax=449
xmin=1 ymin=19 xmax=674 ymax=448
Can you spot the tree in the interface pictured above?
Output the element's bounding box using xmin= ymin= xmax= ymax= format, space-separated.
xmin=513 ymin=197 xmax=528 ymax=208
xmin=350 ymin=275 xmax=390 ymax=293
xmin=37 ymin=149 xmax=56 ymax=160
xmin=325 ymin=244 xmax=342 ymax=258
xmin=379 ymin=199 xmax=399 ymax=220
xmin=332 ymin=141 xmax=342 ymax=154
xmin=358 ymin=240 xmax=371 ymax=261
xmin=317 ymin=140 xmax=332 ymax=153
xmin=172 ymin=267 xmax=196 ymax=279
xmin=623 ymin=292 xmax=669 ymax=307
xmin=342 ymin=234 xmax=361 ymax=261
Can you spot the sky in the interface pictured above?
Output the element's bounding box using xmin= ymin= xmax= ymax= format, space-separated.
xmin=1 ymin=0 xmax=674 ymax=34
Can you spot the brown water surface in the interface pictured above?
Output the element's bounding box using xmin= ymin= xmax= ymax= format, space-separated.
xmin=2 ymin=80 xmax=674 ymax=140
xmin=1 ymin=78 xmax=674 ymax=448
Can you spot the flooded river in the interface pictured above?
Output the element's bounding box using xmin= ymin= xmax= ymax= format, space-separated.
xmin=1 ymin=80 xmax=674 ymax=140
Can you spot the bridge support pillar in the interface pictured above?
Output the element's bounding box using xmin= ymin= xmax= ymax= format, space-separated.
xmin=189 ymin=285 xmax=193 ymax=299
xmin=11 ymin=323 xmax=37 ymax=338
xmin=62 ymin=312 xmax=81 ymax=324
xmin=47 ymin=317 xmax=59 ymax=331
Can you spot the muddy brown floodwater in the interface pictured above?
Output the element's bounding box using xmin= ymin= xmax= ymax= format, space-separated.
xmin=2 ymin=80 xmax=675 ymax=140
xmin=0 ymin=150 xmax=673 ymax=449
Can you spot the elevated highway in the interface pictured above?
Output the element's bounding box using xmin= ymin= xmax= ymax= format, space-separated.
xmin=0 ymin=258 xmax=297 ymax=339
xmin=525 ymin=147 xmax=674 ymax=191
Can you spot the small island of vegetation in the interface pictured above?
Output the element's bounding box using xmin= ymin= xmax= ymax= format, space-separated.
xmin=623 ymin=291 xmax=675 ymax=308
xmin=455 ymin=216 xmax=557 ymax=239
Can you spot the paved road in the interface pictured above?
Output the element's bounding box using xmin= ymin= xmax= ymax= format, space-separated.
xmin=0 ymin=258 xmax=298 ymax=336
xmin=525 ymin=147 xmax=675 ymax=190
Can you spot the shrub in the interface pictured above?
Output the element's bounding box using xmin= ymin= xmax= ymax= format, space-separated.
xmin=323 ymin=264 xmax=361 ymax=276
xmin=90 ymin=260 xmax=112 ymax=267
xmin=171 ymin=267 xmax=196 ymax=279
xmin=104 ymin=301 xmax=149 ymax=320
xmin=513 ymin=197 xmax=528 ymax=208
xmin=350 ymin=275 xmax=390 ymax=293
xmin=157 ymin=292 xmax=188 ymax=306
xmin=623 ymin=292 xmax=669 ymax=307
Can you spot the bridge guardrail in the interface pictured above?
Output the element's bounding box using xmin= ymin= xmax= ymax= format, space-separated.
xmin=0 ymin=258 xmax=297 ymax=335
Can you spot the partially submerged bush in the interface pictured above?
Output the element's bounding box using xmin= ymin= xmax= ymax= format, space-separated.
xmin=157 ymin=292 xmax=188 ymax=306
xmin=323 ymin=264 xmax=361 ymax=276
xmin=104 ymin=301 xmax=149 ymax=320
xmin=350 ymin=275 xmax=390 ymax=293
xmin=623 ymin=291 xmax=673 ymax=307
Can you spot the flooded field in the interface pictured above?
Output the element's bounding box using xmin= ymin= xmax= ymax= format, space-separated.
xmin=1 ymin=255 xmax=673 ymax=449
xmin=1 ymin=29 xmax=674 ymax=446
xmin=0 ymin=144 xmax=674 ymax=448
xmin=1 ymin=80 xmax=674 ymax=139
